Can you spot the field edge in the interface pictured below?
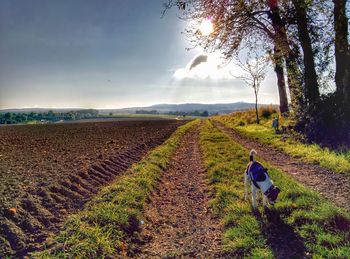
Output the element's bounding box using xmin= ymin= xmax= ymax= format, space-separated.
xmin=213 ymin=114 xmax=350 ymax=175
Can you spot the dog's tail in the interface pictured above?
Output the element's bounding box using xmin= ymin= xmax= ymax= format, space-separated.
xmin=249 ymin=149 xmax=257 ymax=161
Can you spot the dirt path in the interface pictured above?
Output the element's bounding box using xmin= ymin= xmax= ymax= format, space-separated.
xmin=136 ymin=126 xmax=223 ymax=258
xmin=214 ymin=121 xmax=350 ymax=212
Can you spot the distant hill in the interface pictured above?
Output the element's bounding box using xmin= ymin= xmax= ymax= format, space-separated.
xmin=0 ymin=102 xmax=277 ymax=115
xmin=99 ymin=102 xmax=267 ymax=115
xmin=149 ymin=103 xmax=257 ymax=113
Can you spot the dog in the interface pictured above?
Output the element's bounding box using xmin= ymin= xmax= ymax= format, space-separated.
xmin=244 ymin=149 xmax=280 ymax=209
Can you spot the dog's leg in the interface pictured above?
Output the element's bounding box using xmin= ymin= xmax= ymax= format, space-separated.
xmin=244 ymin=173 xmax=249 ymax=201
xmin=263 ymin=194 xmax=268 ymax=207
xmin=251 ymin=184 xmax=257 ymax=209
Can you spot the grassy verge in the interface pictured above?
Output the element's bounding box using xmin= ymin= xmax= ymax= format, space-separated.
xmin=33 ymin=119 xmax=199 ymax=258
xmin=214 ymin=114 xmax=350 ymax=175
xmin=199 ymin=120 xmax=350 ymax=258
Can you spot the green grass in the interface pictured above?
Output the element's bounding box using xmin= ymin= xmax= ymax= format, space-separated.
xmin=32 ymin=119 xmax=199 ymax=258
xmin=199 ymin=120 xmax=350 ymax=258
xmin=214 ymin=114 xmax=350 ymax=175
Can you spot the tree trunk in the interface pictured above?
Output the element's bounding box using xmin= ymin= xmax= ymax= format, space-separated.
xmin=268 ymin=0 xmax=304 ymax=116
xmin=255 ymin=89 xmax=259 ymax=124
xmin=293 ymin=0 xmax=320 ymax=106
xmin=333 ymin=0 xmax=350 ymax=106
xmin=273 ymin=47 xmax=289 ymax=115
xmin=284 ymin=52 xmax=304 ymax=116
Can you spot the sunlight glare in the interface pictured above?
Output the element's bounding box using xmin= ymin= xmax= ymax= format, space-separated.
xmin=199 ymin=18 xmax=213 ymax=36
xmin=173 ymin=53 xmax=234 ymax=80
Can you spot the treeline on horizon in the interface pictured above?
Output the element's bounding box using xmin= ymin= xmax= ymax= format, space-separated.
xmin=135 ymin=109 xmax=209 ymax=117
xmin=169 ymin=0 xmax=350 ymax=147
xmin=0 ymin=109 xmax=99 ymax=125
xmin=0 ymin=108 xmax=211 ymax=125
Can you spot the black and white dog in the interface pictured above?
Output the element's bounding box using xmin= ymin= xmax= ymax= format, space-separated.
xmin=244 ymin=150 xmax=280 ymax=209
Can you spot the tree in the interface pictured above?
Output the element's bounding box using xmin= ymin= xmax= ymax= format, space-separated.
xmin=4 ymin=112 xmax=13 ymax=124
xmin=270 ymin=47 xmax=289 ymax=115
xmin=167 ymin=0 xmax=349 ymax=145
xmin=47 ymin=110 xmax=55 ymax=121
xmin=166 ymin=0 xmax=292 ymax=115
xmin=333 ymin=0 xmax=350 ymax=107
xmin=267 ymin=0 xmax=305 ymax=116
xmin=292 ymin=0 xmax=320 ymax=106
xmin=236 ymin=52 xmax=269 ymax=124
xmin=200 ymin=110 xmax=209 ymax=117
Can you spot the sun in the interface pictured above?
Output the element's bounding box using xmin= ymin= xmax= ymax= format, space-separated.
xmin=199 ymin=18 xmax=213 ymax=36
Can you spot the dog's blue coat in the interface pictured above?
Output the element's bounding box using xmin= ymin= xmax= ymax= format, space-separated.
xmin=247 ymin=161 xmax=268 ymax=188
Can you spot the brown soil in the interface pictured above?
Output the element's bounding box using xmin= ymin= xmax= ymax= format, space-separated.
xmin=214 ymin=121 xmax=350 ymax=212
xmin=0 ymin=120 xmax=185 ymax=257
xmin=136 ymin=126 xmax=223 ymax=258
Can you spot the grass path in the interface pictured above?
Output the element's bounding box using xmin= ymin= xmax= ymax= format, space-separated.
xmin=199 ymin=120 xmax=350 ymax=258
xmin=136 ymin=125 xmax=223 ymax=258
xmin=213 ymin=120 xmax=350 ymax=212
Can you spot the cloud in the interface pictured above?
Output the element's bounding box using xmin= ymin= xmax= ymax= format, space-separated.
xmin=173 ymin=53 xmax=234 ymax=80
xmin=189 ymin=54 xmax=208 ymax=70
xmin=168 ymin=52 xmax=279 ymax=105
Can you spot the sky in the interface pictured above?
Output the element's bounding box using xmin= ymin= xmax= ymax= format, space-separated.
xmin=0 ymin=0 xmax=279 ymax=109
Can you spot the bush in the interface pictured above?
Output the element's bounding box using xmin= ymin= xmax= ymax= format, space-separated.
xmin=259 ymin=105 xmax=278 ymax=119
xmin=237 ymin=120 xmax=245 ymax=126
xmin=295 ymin=93 xmax=350 ymax=149
xmin=261 ymin=109 xmax=272 ymax=119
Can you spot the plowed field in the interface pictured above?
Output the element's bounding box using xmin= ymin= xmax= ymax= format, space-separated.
xmin=0 ymin=119 xmax=184 ymax=257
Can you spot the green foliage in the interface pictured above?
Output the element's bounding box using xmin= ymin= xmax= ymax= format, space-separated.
xmin=199 ymin=120 xmax=350 ymax=257
xmin=0 ymin=109 xmax=99 ymax=124
xmin=135 ymin=110 xmax=158 ymax=114
xmin=260 ymin=106 xmax=277 ymax=119
xmin=32 ymin=120 xmax=199 ymax=258
xmin=214 ymin=107 xmax=280 ymax=127
xmin=166 ymin=110 xmax=209 ymax=117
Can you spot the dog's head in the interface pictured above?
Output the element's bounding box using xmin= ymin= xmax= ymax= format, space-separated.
xmin=265 ymin=185 xmax=281 ymax=204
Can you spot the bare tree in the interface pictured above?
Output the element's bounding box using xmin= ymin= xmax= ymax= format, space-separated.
xmin=235 ymin=52 xmax=269 ymax=124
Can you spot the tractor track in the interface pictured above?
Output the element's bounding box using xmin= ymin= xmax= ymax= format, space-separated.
xmin=136 ymin=125 xmax=224 ymax=258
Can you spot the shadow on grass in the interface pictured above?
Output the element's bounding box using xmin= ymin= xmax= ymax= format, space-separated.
xmin=254 ymin=207 xmax=309 ymax=259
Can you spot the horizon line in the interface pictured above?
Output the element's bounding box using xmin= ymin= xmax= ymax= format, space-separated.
xmin=0 ymin=101 xmax=279 ymax=111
